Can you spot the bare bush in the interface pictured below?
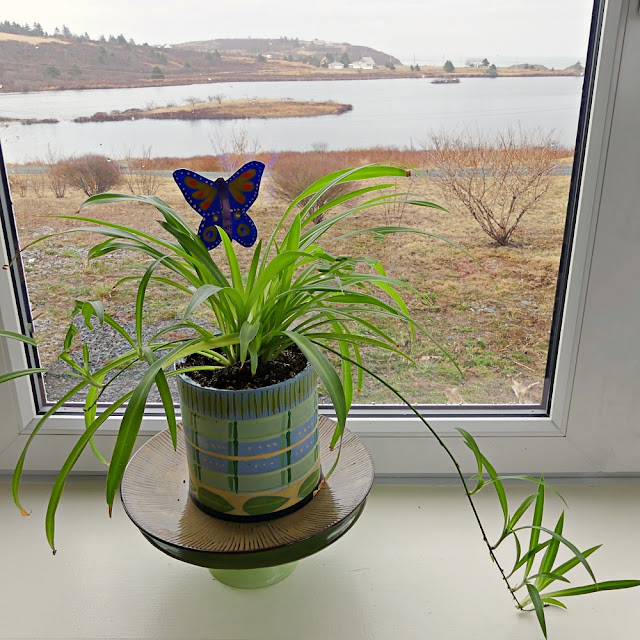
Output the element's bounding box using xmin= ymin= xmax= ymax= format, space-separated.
xmin=9 ymin=175 xmax=28 ymax=197
xmin=58 ymin=154 xmax=121 ymax=196
xmin=48 ymin=164 xmax=68 ymax=198
xmin=120 ymin=147 xmax=160 ymax=196
xmin=30 ymin=173 xmax=46 ymax=198
xmin=271 ymin=153 xmax=355 ymax=224
xmin=424 ymin=128 xmax=558 ymax=245
xmin=210 ymin=126 xmax=262 ymax=172
xmin=42 ymin=148 xmax=67 ymax=198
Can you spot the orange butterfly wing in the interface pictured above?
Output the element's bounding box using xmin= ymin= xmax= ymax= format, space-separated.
xmin=227 ymin=167 xmax=261 ymax=209
xmin=182 ymin=174 xmax=219 ymax=213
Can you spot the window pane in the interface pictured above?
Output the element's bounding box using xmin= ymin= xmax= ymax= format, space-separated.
xmin=1 ymin=0 xmax=596 ymax=408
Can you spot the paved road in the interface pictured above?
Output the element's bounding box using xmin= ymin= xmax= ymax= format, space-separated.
xmin=6 ymin=165 xmax=574 ymax=177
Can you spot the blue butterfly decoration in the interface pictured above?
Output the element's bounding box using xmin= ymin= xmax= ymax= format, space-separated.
xmin=172 ymin=160 xmax=265 ymax=250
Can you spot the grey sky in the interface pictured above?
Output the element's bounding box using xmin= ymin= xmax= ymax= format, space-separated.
xmin=5 ymin=0 xmax=593 ymax=62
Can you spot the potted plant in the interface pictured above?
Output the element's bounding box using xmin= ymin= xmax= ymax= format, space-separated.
xmin=4 ymin=162 xmax=457 ymax=536
xmin=1 ymin=161 xmax=638 ymax=638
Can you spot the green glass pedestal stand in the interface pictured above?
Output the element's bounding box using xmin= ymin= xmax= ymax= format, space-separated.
xmin=121 ymin=416 xmax=374 ymax=589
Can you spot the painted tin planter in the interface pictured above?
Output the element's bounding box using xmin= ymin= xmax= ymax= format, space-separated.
xmin=176 ymin=362 xmax=322 ymax=521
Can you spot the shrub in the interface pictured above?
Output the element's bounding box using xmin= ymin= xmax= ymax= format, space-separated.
xmin=151 ymin=66 xmax=164 ymax=80
xmin=58 ymin=154 xmax=121 ymax=196
xmin=48 ymin=164 xmax=67 ymax=198
xmin=424 ymin=128 xmax=559 ymax=246
xmin=271 ymin=153 xmax=357 ymax=224
xmin=119 ymin=147 xmax=160 ymax=196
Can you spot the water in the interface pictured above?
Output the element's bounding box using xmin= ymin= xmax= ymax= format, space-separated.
xmin=0 ymin=76 xmax=583 ymax=163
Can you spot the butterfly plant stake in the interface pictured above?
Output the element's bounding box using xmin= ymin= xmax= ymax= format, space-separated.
xmin=173 ymin=161 xmax=265 ymax=250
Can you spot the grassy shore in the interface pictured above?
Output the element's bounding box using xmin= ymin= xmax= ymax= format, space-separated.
xmin=8 ymin=147 xmax=573 ymax=406
xmin=73 ymin=99 xmax=352 ymax=123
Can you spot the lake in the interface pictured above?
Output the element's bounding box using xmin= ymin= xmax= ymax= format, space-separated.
xmin=0 ymin=76 xmax=584 ymax=163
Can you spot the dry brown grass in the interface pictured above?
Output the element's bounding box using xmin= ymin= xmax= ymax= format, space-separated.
xmin=9 ymin=149 xmax=572 ymax=407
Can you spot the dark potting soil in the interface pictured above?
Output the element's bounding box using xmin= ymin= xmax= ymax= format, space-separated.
xmin=181 ymin=346 xmax=308 ymax=390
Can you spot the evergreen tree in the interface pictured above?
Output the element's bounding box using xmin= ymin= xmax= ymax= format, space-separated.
xmin=444 ymin=60 xmax=455 ymax=73
xmin=151 ymin=66 xmax=164 ymax=79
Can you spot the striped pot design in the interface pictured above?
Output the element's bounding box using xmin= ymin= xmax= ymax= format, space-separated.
xmin=176 ymin=362 xmax=322 ymax=521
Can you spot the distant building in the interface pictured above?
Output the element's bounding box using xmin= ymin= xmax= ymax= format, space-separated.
xmin=464 ymin=58 xmax=484 ymax=67
xmin=328 ymin=61 xmax=345 ymax=70
xmin=349 ymin=56 xmax=376 ymax=70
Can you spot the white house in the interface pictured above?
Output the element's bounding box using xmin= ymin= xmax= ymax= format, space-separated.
xmin=349 ymin=56 xmax=376 ymax=70
xmin=328 ymin=61 xmax=345 ymax=70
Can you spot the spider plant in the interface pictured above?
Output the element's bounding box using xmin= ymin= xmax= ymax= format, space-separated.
xmin=1 ymin=162 xmax=637 ymax=639
xmin=3 ymin=163 xmax=464 ymax=549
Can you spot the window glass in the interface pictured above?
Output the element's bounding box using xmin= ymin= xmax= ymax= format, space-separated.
xmin=0 ymin=0 xmax=595 ymax=408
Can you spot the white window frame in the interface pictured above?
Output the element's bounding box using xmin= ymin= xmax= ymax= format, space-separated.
xmin=1 ymin=0 xmax=638 ymax=476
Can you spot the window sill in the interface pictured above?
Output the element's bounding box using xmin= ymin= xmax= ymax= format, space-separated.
xmin=1 ymin=479 xmax=639 ymax=639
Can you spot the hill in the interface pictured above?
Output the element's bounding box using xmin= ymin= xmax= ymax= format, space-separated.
xmin=0 ymin=32 xmax=400 ymax=93
xmin=173 ymin=37 xmax=401 ymax=67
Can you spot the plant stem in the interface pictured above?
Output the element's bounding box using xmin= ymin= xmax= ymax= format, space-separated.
xmin=318 ymin=343 xmax=522 ymax=608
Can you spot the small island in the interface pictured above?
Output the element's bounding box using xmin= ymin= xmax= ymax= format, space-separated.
xmin=73 ymin=98 xmax=352 ymax=123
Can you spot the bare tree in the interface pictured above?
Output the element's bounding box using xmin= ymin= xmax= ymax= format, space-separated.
xmin=424 ymin=128 xmax=559 ymax=245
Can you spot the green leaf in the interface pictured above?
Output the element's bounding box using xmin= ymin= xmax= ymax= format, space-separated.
xmin=12 ymin=380 xmax=89 ymax=515
xmin=46 ymin=391 xmax=132 ymax=552
xmin=84 ymin=374 xmax=109 ymax=465
xmin=541 ymin=597 xmax=567 ymax=610
xmin=76 ymin=300 xmax=104 ymax=329
xmin=62 ymin=323 xmax=78 ymax=351
xmin=507 ymin=493 xmax=537 ymax=531
xmin=218 ymin=228 xmax=244 ymax=294
xmin=242 ymin=495 xmax=289 ymax=515
xmin=183 ymin=284 xmax=222 ymax=321
xmin=198 ymin=487 xmax=234 ymax=513
xmin=155 ymin=369 xmax=177 ymax=450
xmin=457 ymin=428 xmax=485 ymax=494
xmin=239 ymin=321 xmax=259 ymax=364
xmin=526 ymin=583 xmax=547 ymax=639
xmin=0 ymin=330 xmax=37 ymax=346
xmin=516 ymin=525 xmax=597 ymax=583
xmin=135 ymin=257 xmax=167 ymax=347
xmin=481 ymin=454 xmax=508 ymax=532
xmin=0 ymin=368 xmax=48 ymax=384
xmin=284 ymin=331 xmax=347 ymax=447
xmin=536 ymin=545 xmax=601 ymax=592
xmin=297 ymin=468 xmax=322 ymax=498
xmin=536 ymin=512 xmax=565 ymax=589
xmin=529 ymin=572 xmax=570 ymax=584
xmin=524 ymin=477 xmax=545 ymax=580
xmin=543 ymin=580 xmax=640 ymax=598
xmin=509 ymin=540 xmax=553 ymax=577
xmin=245 ymin=240 xmax=262 ymax=293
